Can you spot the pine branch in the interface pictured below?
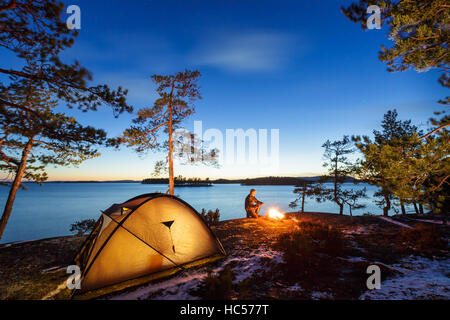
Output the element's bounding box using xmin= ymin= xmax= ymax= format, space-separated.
xmin=0 ymin=0 xmax=16 ymax=12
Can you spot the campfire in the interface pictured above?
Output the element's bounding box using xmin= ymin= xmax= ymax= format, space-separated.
xmin=267 ymin=207 xmax=285 ymax=220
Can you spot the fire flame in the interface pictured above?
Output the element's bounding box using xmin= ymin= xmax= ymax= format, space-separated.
xmin=267 ymin=208 xmax=285 ymax=220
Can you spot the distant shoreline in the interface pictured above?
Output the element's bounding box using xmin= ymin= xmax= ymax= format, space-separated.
xmin=22 ymin=180 xmax=141 ymax=184
xmin=142 ymin=176 xmax=363 ymax=186
xmin=21 ymin=180 xmax=365 ymax=186
xmin=19 ymin=176 xmax=365 ymax=185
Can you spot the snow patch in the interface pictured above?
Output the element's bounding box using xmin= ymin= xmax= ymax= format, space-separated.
xmin=343 ymin=226 xmax=377 ymax=235
xmin=232 ymin=248 xmax=283 ymax=283
xmin=286 ymin=283 xmax=303 ymax=292
xmin=108 ymin=247 xmax=283 ymax=300
xmin=311 ymin=291 xmax=334 ymax=300
xmin=360 ymin=255 xmax=450 ymax=300
xmin=415 ymin=219 xmax=447 ymax=225
xmin=378 ymin=216 xmax=413 ymax=229
xmin=346 ymin=256 xmax=368 ymax=263
xmin=42 ymin=281 xmax=67 ymax=300
xmin=108 ymin=269 xmax=209 ymax=300
xmin=41 ymin=266 xmax=66 ymax=274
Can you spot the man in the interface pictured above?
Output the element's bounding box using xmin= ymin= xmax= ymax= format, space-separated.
xmin=245 ymin=189 xmax=264 ymax=218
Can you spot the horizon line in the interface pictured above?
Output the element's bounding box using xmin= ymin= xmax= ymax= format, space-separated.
xmin=17 ymin=174 xmax=326 ymax=183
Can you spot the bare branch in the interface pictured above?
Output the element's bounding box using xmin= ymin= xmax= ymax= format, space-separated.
xmin=430 ymin=175 xmax=450 ymax=192
xmin=419 ymin=123 xmax=450 ymax=140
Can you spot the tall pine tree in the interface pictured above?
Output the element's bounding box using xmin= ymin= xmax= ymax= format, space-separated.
xmin=120 ymin=70 xmax=203 ymax=195
xmin=0 ymin=1 xmax=133 ymax=240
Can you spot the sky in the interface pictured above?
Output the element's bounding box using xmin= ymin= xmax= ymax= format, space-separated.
xmin=15 ymin=0 xmax=448 ymax=180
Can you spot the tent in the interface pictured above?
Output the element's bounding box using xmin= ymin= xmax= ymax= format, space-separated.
xmin=72 ymin=193 xmax=226 ymax=299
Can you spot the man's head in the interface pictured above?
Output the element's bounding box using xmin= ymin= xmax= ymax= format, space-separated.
xmin=250 ymin=189 xmax=256 ymax=196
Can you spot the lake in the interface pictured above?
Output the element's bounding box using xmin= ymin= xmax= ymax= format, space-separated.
xmin=0 ymin=182 xmax=408 ymax=243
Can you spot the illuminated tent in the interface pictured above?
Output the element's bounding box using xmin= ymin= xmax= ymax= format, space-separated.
xmin=73 ymin=193 xmax=226 ymax=299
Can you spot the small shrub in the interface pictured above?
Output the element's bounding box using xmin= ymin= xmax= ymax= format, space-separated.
xmin=401 ymin=223 xmax=447 ymax=252
xmin=200 ymin=208 xmax=220 ymax=225
xmin=298 ymin=222 xmax=346 ymax=255
xmin=273 ymin=222 xmax=347 ymax=278
xmin=70 ymin=219 xmax=96 ymax=236
xmin=236 ymin=278 xmax=253 ymax=300
xmin=196 ymin=265 xmax=234 ymax=300
xmin=275 ymin=231 xmax=316 ymax=272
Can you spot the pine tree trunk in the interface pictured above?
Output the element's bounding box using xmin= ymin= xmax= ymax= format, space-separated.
xmin=400 ymin=199 xmax=406 ymax=215
xmin=428 ymin=202 xmax=435 ymax=214
xmin=413 ymin=202 xmax=419 ymax=214
xmin=168 ymin=105 xmax=174 ymax=195
xmin=0 ymin=138 xmax=32 ymax=241
xmin=339 ymin=203 xmax=344 ymax=215
xmin=333 ymin=157 xmax=342 ymax=215
xmin=301 ymin=185 xmax=305 ymax=213
xmin=419 ymin=203 xmax=424 ymax=215
xmin=383 ymin=192 xmax=390 ymax=217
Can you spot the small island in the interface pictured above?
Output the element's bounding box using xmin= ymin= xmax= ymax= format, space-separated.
xmin=142 ymin=176 xmax=213 ymax=187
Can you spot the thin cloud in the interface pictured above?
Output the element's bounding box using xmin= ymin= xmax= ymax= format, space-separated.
xmin=191 ymin=31 xmax=300 ymax=72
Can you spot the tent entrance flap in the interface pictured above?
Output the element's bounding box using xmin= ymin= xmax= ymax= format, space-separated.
xmin=162 ymin=220 xmax=176 ymax=253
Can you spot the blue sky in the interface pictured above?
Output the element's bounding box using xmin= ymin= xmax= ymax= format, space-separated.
xmin=36 ymin=0 xmax=448 ymax=180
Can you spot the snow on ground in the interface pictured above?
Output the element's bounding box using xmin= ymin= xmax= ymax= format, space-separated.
xmin=345 ymin=256 xmax=368 ymax=263
xmin=231 ymin=248 xmax=283 ymax=283
xmin=41 ymin=266 xmax=66 ymax=273
xmin=108 ymin=267 xmax=215 ymax=300
xmin=41 ymin=281 xmax=67 ymax=300
xmin=378 ymin=216 xmax=413 ymax=229
xmin=360 ymin=255 xmax=450 ymax=300
xmin=415 ymin=219 xmax=447 ymax=225
xmin=285 ymin=283 xmax=303 ymax=292
xmin=311 ymin=291 xmax=334 ymax=300
xmin=0 ymin=240 xmax=30 ymax=249
xmin=343 ymin=226 xmax=378 ymax=235
xmin=108 ymin=247 xmax=283 ymax=300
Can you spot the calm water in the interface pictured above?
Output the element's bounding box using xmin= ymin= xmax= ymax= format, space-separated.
xmin=0 ymin=182 xmax=405 ymax=243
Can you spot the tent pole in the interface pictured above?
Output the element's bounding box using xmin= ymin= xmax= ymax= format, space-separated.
xmin=106 ymin=217 xmax=184 ymax=270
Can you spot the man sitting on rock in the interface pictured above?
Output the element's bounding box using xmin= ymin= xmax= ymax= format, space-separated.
xmin=245 ymin=189 xmax=264 ymax=218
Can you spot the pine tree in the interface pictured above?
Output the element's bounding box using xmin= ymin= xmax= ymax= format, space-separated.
xmin=342 ymin=1 xmax=449 ymax=139
xmin=0 ymin=1 xmax=133 ymax=240
xmin=341 ymin=188 xmax=367 ymax=216
xmin=289 ymin=182 xmax=315 ymax=213
xmin=353 ymin=110 xmax=442 ymax=215
xmin=0 ymin=75 xmax=108 ymax=240
xmin=0 ymin=1 xmax=131 ymax=116
xmin=341 ymin=0 xmax=449 ymax=87
xmin=121 ymin=70 xmax=215 ymax=195
xmin=312 ymin=136 xmax=361 ymax=215
xmin=388 ymin=128 xmax=449 ymax=215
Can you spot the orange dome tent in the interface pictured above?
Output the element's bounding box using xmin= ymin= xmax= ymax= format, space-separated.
xmin=72 ymin=193 xmax=226 ymax=299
